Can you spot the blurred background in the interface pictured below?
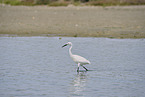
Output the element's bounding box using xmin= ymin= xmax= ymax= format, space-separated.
xmin=0 ymin=0 xmax=145 ymax=97
xmin=0 ymin=0 xmax=145 ymax=6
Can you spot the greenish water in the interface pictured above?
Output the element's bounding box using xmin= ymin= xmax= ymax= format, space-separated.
xmin=0 ymin=37 xmax=145 ymax=97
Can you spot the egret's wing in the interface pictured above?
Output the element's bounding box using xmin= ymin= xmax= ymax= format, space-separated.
xmin=71 ymin=55 xmax=90 ymax=64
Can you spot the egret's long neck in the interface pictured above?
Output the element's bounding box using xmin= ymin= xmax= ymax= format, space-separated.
xmin=69 ymin=45 xmax=73 ymax=57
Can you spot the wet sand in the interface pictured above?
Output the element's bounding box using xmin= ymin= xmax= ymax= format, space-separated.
xmin=0 ymin=5 xmax=145 ymax=38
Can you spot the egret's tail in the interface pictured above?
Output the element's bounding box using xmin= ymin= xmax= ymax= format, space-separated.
xmin=88 ymin=61 xmax=91 ymax=64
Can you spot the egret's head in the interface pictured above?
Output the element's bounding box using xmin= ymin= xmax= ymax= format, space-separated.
xmin=62 ymin=42 xmax=72 ymax=48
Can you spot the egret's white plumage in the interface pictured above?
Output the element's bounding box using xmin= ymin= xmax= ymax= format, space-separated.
xmin=62 ymin=42 xmax=90 ymax=72
xmin=71 ymin=55 xmax=91 ymax=65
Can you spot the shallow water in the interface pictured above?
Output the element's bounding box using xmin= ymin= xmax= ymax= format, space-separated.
xmin=0 ymin=37 xmax=145 ymax=97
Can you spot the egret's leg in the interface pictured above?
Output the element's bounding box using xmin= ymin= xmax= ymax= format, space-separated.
xmin=77 ymin=67 xmax=79 ymax=72
xmin=77 ymin=63 xmax=80 ymax=72
xmin=82 ymin=65 xmax=88 ymax=71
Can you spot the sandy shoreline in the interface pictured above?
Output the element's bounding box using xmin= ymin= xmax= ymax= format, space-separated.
xmin=0 ymin=5 xmax=145 ymax=38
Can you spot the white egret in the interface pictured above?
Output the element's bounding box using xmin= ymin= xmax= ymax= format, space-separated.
xmin=62 ymin=42 xmax=90 ymax=72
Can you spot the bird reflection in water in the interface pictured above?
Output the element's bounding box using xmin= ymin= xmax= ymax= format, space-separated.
xmin=69 ymin=72 xmax=87 ymax=96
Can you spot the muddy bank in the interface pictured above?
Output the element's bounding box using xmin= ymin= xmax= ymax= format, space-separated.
xmin=0 ymin=5 xmax=145 ymax=38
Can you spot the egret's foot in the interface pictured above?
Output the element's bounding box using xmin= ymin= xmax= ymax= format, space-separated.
xmin=82 ymin=66 xmax=88 ymax=71
xmin=84 ymin=68 xmax=88 ymax=71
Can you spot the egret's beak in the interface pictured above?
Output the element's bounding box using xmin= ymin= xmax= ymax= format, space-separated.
xmin=62 ymin=44 xmax=67 ymax=48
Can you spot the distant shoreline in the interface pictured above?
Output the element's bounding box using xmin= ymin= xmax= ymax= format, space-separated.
xmin=0 ymin=5 xmax=145 ymax=38
xmin=1 ymin=0 xmax=145 ymax=6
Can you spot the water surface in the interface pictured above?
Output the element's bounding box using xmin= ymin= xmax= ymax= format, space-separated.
xmin=0 ymin=37 xmax=145 ymax=97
